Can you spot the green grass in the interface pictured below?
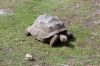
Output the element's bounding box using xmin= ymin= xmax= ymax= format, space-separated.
xmin=0 ymin=0 xmax=100 ymax=66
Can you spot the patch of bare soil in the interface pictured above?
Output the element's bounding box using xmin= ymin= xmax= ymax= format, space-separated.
xmin=0 ymin=8 xmax=13 ymax=15
xmin=66 ymin=55 xmax=100 ymax=66
xmin=82 ymin=20 xmax=95 ymax=29
xmin=92 ymin=0 xmax=100 ymax=6
xmin=93 ymin=9 xmax=100 ymax=16
xmin=82 ymin=0 xmax=100 ymax=30
xmin=92 ymin=0 xmax=100 ymax=16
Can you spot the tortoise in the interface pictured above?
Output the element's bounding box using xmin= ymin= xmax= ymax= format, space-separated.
xmin=26 ymin=14 xmax=73 ymax=47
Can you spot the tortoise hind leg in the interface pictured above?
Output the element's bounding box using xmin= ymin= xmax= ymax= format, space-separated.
xmin=25 ymin=27 xmax=32 ymax=36
xmin=25 ymin=32 xmax=31 ymax=36
xmin=50 ymin=34 xmax=59 ymax=47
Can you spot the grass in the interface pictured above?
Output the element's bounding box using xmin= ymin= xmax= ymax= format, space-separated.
xmin=0 ymin=0 xmax=100 ymax=66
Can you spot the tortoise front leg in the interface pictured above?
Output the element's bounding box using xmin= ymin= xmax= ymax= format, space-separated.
xmin=50 ymin=34 xmax=59 ymax=47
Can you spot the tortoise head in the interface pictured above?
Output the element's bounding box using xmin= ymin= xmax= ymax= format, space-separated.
xmin=60 ymin=34 xmax=68 ymax=43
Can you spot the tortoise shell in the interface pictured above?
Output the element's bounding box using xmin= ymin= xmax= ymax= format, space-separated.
xmin=26 ymin=14 xmax=66 ymax=41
